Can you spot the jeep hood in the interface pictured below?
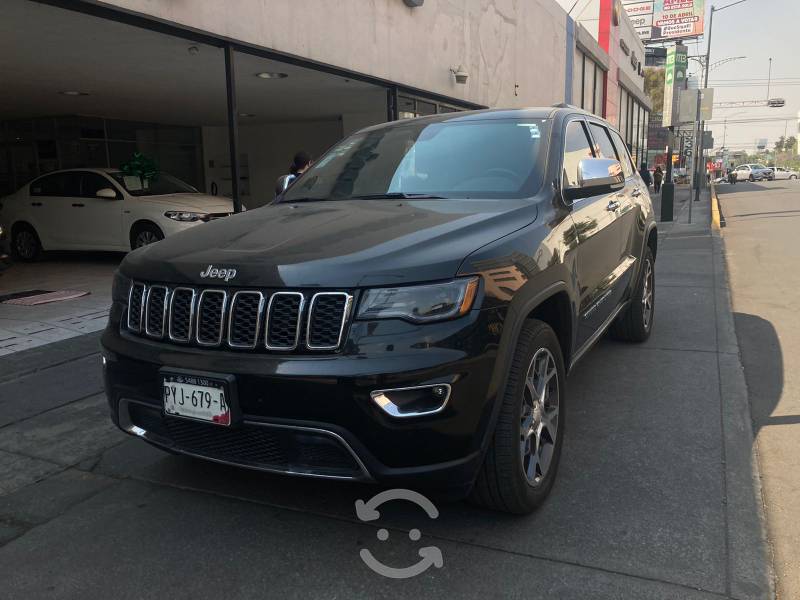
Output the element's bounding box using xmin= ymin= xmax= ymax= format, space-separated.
xmin=121 ymin=198 xmax=538 ymax=288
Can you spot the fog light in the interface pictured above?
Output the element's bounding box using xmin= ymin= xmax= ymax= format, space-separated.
xmin=370 ymin=384 xmax=451 ymax=418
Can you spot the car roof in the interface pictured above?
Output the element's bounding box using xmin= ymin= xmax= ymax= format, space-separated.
xmin=32 ymin=167 xmax=118 ymax=178
xmin=357 ymin=105 xmax=600 ymax=134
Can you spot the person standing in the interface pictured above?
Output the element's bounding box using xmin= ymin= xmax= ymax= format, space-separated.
xmin=275 ymin=151 xmax=313 ymax=197
xmin=653 ymin=166 xmax=663 ymax=193
xmin=639 ymin=162 xmax=653 ymax=188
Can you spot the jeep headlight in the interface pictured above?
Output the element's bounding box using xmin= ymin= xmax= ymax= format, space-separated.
xmin=356 ymin=278 xmax=479 ymax=323
xmin=165 ymin=211 xmax=207 ymax=222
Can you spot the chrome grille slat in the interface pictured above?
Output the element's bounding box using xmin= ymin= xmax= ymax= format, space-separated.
xmin=227 ymin=291 xmax=265 ymax=349
xmin=265 ymin=292 xmax=304 ymax=351
xmin=127 ymin=282 xmax=146 ymax=333
xmin=196 ymin=290 xmax=228 ymax=347
xmin=306 ymin=292 xmax=353 ymax=350
xmin=126 ymin=282 xmax=351 ymax=352
xmin=144 ymin=285 xmax=169 ymax=339
xmin=168 ymin=287 xmax=196 ymax=343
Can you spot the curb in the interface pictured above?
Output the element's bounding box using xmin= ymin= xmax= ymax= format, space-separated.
xmin=710 ymin=182 xmax=725 ymax=229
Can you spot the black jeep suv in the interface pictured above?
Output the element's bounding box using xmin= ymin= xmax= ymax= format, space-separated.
xmin=102 ymin=107 xmax=657 ymax=514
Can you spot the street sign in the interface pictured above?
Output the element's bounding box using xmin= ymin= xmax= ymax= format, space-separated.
xmin=768 ymin=98 xmax=786 ymax=108
xmin=703 ymin=131 xmax=714 ymax=150
xmin=677 ymin=88 xmax=714 ymax=123
xmin=663 ymin=44 xmax=688 ymax=127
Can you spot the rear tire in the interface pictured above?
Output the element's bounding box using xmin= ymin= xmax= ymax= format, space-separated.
xmin=749 ymin=175 xmax=755 ymax=182
xmin=790 ymin=175 xmax=797 ymax=180
xmin=470 ymin=319 xmax=565 ymax=514
xmin=130 ymin=223 xmax=164 ymax=250
xmin=11 ymin=224 xmax=42 ymax=261
xmin=610 ymin=247 xmax=655 ymax=342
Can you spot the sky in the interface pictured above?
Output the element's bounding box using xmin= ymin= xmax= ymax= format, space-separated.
xmin=684 ymin=0 xmax=800 ymax=153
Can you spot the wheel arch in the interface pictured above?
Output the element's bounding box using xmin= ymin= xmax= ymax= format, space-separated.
xmin=476 ymin=280 xmax=576 ymax=461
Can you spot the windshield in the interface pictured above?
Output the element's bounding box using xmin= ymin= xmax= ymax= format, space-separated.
xmin=110 ymin=171 xmax=198 ymax=196
xmin=282 ymin=118 xmax=550 ymax=202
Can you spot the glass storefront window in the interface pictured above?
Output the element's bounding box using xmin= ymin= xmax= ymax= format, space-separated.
xmin=583 ymin=56 xmax=594 ymax=112
xmin=594 ymin=65 xmax=604 ymax=117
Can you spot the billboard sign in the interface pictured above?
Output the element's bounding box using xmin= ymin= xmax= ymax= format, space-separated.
xmin=653 ymin=0 xmax=705 ymax=40
xmin=662 ymin=44 xmax=688 ymax=127
xmin=623 ymin=0 xmax=705 ymax=42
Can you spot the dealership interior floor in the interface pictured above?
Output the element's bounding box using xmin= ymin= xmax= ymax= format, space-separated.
xmin=0 ymin=254 xmax=118 ymax=355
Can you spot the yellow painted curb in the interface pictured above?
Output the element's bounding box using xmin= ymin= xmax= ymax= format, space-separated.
xmin=711 ymin=182 xmax=721 ymax=230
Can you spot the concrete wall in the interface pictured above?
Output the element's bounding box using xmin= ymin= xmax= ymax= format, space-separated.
xmin=95 ymin=0 xmax=570 ymax=109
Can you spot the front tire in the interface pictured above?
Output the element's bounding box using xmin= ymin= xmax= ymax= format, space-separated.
xmin=470 ymin=319 xmax=565 ymax=514
xmin=130 ymin=223 xmax=164 ymax=250
xmin=11 ymin=224 xmax=42 ymax=261
xmin=611 ymin=247 xmax=655 ymax=342
xmin=749 ymin=175 xmax=755 ymax=182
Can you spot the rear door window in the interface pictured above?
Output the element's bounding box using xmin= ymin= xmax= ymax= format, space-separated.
xmin=562 ymin=120 xmax=595 ymax=188
xmin=608 ymin=130 xmax=635 ymax=178
xmin=589 ymin=123 xmax=619 ymax=161
xmin=30 ymin=172 xmax=80 ymax=197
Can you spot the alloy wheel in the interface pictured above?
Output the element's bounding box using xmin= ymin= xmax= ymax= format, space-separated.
xmin=135 ymin=231 xmax=159 ymax=248
xmin=641 ymin=258 xmax=654 ymax=330
xmin=15 ymin=230 xmax=38 ymax=259
xmin=519 ymin=347 xmax=560 ymax=487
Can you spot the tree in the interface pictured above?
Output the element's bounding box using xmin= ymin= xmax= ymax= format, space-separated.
xmin=785 ymin=137 xmax=798 ymax=154
xmin=644 ymin=67 xmax=665 ymax=113
xmin=774 ymin=136 xmax=786 ymax=153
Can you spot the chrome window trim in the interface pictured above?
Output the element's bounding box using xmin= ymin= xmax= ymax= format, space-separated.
xmin=227 ymin=290 xmax=265 ymax=349
xmin=306 ymin=292 xmax=354 ymax=351
xmin=168 ymin=287 xmax=197 ymax=343
xmin=265 ymin=291 xmax=305 ymax=351
xmin=144 ymin=285 xmax=170 ymax=339
xmin=195 ymin=289 xmax=228 ymax=347
xmin=126 ymin=282 xmax=146 ymax=333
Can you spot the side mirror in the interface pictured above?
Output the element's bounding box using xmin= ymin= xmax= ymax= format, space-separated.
xmin=96 ymin=188 xmax=118 ymax=199
xmin=564 ymin=158 xmax=625 ymax=201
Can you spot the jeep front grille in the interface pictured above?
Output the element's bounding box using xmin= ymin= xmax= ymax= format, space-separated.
xmin=125 ymin=282 xmax=352 ymax=352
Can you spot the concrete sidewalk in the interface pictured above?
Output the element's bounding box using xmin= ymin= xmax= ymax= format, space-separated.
xmin=0 ymin=190 xmax=773 ymax=599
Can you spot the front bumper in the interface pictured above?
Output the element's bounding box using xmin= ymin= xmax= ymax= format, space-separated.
xmin=101 ymin=306 xmax=505 ymax=491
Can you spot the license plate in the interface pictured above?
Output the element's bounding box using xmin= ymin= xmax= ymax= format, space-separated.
xmin=162 ymin=372 xmax=231 ymax=426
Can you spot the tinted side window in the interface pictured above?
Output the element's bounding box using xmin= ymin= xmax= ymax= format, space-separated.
xmin=81 ymin=173 xmax=116 ymax=198
xmin=589 ymin=123 xmax=619 ymax=160
xmin=563 ymin=120 xmax=595 ymax=188
xmin=609 ymin=130 xmax=635 ymax=178
xmin=30 ymin=172 xmax=81 ymax=197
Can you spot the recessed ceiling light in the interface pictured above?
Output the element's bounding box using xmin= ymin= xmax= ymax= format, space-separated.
xmin=255 ymin=72 xmax=288 ymax=79
xmin=60 ymin=91 xmax=89 ymax=96
xmin=238 ymin=112 xmax=255 ymax=118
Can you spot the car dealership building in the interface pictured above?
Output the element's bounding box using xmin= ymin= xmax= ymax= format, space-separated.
xmin=1 ymin=0 xmax=651 ymax=211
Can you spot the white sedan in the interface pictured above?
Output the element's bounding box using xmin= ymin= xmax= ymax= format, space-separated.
xmin=769 ymin=167 xmax=798 ymax=180
xmin=0 ymin=168 xmax=236 ymax=260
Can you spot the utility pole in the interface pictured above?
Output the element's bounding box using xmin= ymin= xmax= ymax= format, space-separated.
xmin=767 ymin=57 xmax=772 ymax=101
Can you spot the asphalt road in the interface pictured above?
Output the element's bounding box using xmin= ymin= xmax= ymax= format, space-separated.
xmin=717 ymin=179 xmax=800 ymax=598
xmin=0 ymin=193 xmax=771 ymax=599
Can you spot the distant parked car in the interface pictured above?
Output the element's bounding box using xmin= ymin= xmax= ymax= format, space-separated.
xmin=732 ymin=164 xmax=771 ymax=182
xmin=768 ymin=167 xmax=798 ymax=180
xmin=0 ymin=168 xmax=236 ymax=261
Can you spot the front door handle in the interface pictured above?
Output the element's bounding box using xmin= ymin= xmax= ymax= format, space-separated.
xmin=606 ymin=200 xmax=620 ymax=211
xmin=72 ymin=203 xmax=85 ymax=207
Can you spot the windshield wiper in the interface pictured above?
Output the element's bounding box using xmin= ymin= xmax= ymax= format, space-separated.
xmin=349 ymin=192 xmax=448 ymax=200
